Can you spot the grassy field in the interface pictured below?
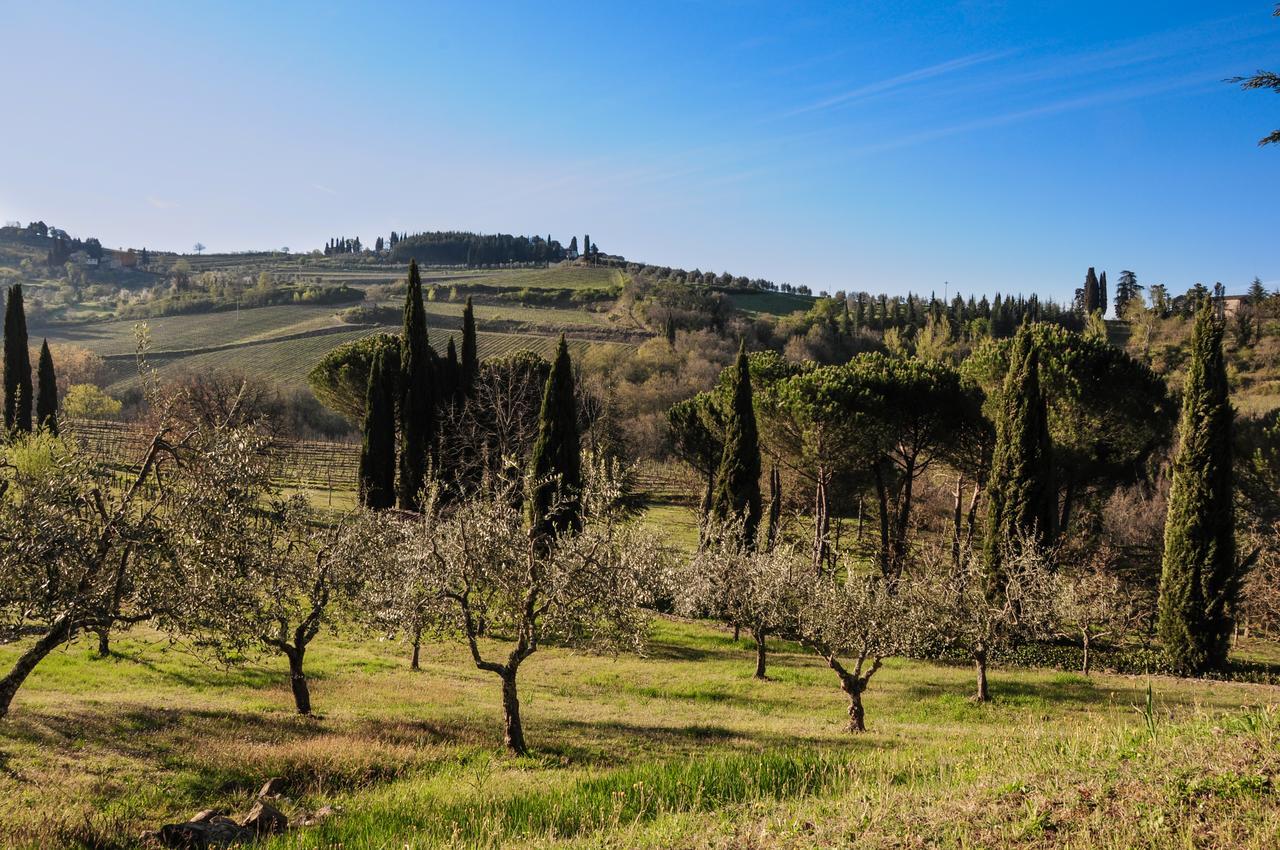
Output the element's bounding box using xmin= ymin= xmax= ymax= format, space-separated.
xmin=726 ymin=290 xmax=816 ymax=316
xmin=0 ymin=617 xmax=1276 ymax=849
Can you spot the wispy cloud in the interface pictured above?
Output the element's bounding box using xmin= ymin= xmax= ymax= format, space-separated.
xmin=841 ymin=72 xmax=1216 ymax=159
xmin=146 ymin=195 xmax=177 ymax=209
xmin=780 ymin=50 xmax=1015 ymax=119
xmin=311 ymin=183 xmax=338 ymax=196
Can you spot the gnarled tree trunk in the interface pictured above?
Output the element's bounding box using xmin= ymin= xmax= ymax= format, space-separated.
xmin=500 ymin=668 xmax=526 ymax=756
xmin=974 ymin=649 xmax=989 ymax=702
xmin=0 ymin=617 xmax=73 ymax=719
xmin=284 ymin=645 xmax=312 ymax=715
xmin=828 ymin=654 xmax=880 ymax=733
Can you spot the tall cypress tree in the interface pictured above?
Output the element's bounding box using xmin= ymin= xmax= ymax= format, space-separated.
xmin=398 ymin=260 xmax=434 ymax=510
xmin=1098 ymin=270 xmax=1108 ymax=318
xmin=3 ymin=285 xmax=32 ymax=434
xmin=460 ymin=296 xmax=478 ymax=396
xmin=443 ymin=336 xmax=460 ymax=408
xmin=1158 ymin=305 xmax=1238 ymax=673
xmin=712 ymin=342 xmax=762 ymax=549
xmin=527 ymin=336 xmax=582 ymax=538
xmin=35 ymin=339 xmax=57 ymax=435
xmin=1082 ymin=267 xmax=1100 ymax=315
xmin=982 ymin=325 xmax=1055 ymax=589
xmin=359 ymin=347 xmax=398 ymax=510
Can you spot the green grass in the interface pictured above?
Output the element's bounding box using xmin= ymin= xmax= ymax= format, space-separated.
xmin=726 ymin=290 xmax=816 ymax=317
xmin=1 ymin=614 xmax=1278 ymax=849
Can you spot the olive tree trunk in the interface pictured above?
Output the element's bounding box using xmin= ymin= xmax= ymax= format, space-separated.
xmin=410 ymin=623 xmax=422 ymax=671
xmin=974 ymin=649 xmax=989 ymax=702
xmin=753 ymin=629 xmax=767 ymax=680
xmin=0 ymin=618 xmax=73 ymax=720
xmin=500 ymin=669 xmax=526 ymax=756
xmin=283 ymin=644 xmax=312 ymax=715
xmin=828 ymin=655 xmax=881 ymax=733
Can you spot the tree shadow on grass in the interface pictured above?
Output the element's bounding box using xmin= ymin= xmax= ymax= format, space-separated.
xmin=541 ymin=717 xmax=890 ymax=766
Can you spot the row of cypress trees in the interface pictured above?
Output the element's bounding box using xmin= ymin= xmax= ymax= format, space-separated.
xmin=2 ymin=285 xmax=58 ymax=436
xmin=357 ymin=263 xmax=583 ymax=534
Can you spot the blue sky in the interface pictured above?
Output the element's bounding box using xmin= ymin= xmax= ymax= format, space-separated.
xmin=1 ymin=1 xmax=1277 ymax=302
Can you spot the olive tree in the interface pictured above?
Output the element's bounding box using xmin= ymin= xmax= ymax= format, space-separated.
xmin=0 ymin=423 xmax=271 ymax=719
xmin=174 ymin=497 xmax=391 ymax=714
xmin=919 ymin=540 xmax=1054 ymax=702
xmin=374 ymin=486 xmax=665 ymax=755
xmin=678 ymin=531 xmax=801 ymax=679
xmin=794 ymin=568 xmax=922 ymax=731
xmin=1049 ymin=553 xmax=1140 ymax=675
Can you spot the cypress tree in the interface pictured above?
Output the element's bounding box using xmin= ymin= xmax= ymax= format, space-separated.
xmin=1098 ymin=271 xmax=1108 ymax=318
xmin=1158 ymin=305 xmax=1238 ymax=673
xmin=444 ymin=336 xmax=460 ymax=408
xmin=527 ymin=336 xmax=582 ymax=538
xmin=359 ymin=347 xmax=398 ymax=510
xmin=460 ymin=296 xmax=478 ymax=396
xmin=982 ymin=325 xmax=1055 ymax=589
xmin=3 ymin=285 xmax=32 ymax=434
xmin=398 ymin=260 xmax=434 ymax=510
xmin=35 ymin=339 xmax=57 ymax=435
xmin=1082 ymin=267 xmax=1100 ymax=315
xmin=712 ymin=342 xmax=763 ymax=549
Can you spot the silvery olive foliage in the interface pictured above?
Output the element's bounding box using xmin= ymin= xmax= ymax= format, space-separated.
xmin=678 ymin=525 xmax=804 ymax=678
xmin=170 ymin=493 xmax=394 ymax=713
xmin=793 ymin=566 xmax=925 ymax=732
xmin=915 ymin=537 xmax=1056 ymax=702
xmin=368 ymin=474 xmax=668 ymax=753
xmin=0 ymin=419 xmax=274 ymax=717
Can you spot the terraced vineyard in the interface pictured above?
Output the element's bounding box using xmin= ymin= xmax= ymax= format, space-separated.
xmin=96 ymin=322 xmax=632 ymax=393
xmin=36 ymin=304 xmax=344 ymax=356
